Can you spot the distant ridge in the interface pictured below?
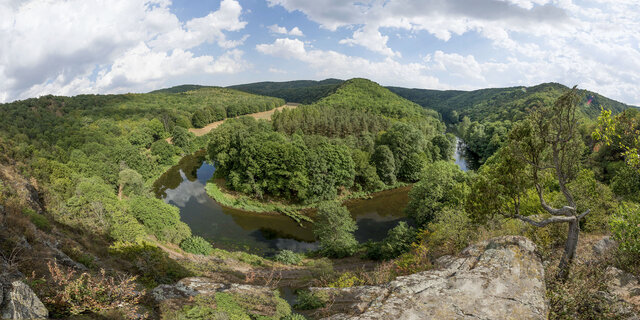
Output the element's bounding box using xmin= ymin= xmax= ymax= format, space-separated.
xmin=228 ymin=79 xmax=344 ymax=104
xmin=150 ymin=84 xmax=218 ymax=94
xmin=150 ymin=79 xmax=635 ymax=124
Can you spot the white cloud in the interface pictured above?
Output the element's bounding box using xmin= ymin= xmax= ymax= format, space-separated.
xmin=268 ymin=24 xmax=304 ymax=36
xmin=340 ymin=25 xmax=400 ymax=57
xmin=0 ymin=0 xmax=249 ymax=102
xmin=266 ymin=0 xmax=640 ymax=105
xmin=257 ymin=38 xmax=442 ymax=89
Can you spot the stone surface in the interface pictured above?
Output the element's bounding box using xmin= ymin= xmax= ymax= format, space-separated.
xmin=152 ymin=277 xmax=278 ymax=303
xmin=0 ymin=276 xmax=48 ymax=320
xmin=592 ymin=236 xmax=617 ymax=256
xmin=607 ymin=267 xmax=640 ymax=312
xmin=316 ymin=236 xmax=548 ymax=320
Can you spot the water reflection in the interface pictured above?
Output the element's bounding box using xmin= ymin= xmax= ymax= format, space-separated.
xmin=454 ymin=138 xmax=480 ymax=171
xmin=153 ymin=151 xmax=411 ymax=255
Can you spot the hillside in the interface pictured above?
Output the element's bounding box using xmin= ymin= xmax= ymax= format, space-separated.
xmin=312 ymin=78 xmax=439 ymax=119
xmin=388 ymin=82 xmax=633 ymax=124
xmin=228 ymin=79 xmax=343 ymax=104
xmin=149 ymin=84 xmax=217 ymax=93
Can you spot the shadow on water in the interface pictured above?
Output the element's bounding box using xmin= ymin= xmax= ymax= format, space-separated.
xmin=152 ymin=143 xmax=473 ymax=256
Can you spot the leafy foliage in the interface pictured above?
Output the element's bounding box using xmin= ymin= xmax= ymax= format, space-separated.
xmin=272 ymin=249 xmax=304 ymax=265
xmin=365 ymin=221 xmax=418 ymax=260
xmin=229 ymin=79 xmax=343 ymax=104
xmin=610 ymin=202 xmax=640 ymax=260
xmin=406 ymin=161 xmax=469 ymax=228
xmin=180 ymin=235 xmax=214 ymax=255
xmin=313 ymin=202 xmax=358 ymax=258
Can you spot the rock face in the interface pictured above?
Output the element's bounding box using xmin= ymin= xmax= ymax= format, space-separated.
xmin=0 ymin=273 xmax=48 ymax=320
xmin=317 ymin=236 xmax=548 ymax=320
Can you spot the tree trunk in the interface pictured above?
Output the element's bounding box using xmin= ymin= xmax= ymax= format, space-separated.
xmin=557 ymin=219 xmax=580 ymax=280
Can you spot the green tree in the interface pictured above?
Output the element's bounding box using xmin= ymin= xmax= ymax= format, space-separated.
xmin=471 ymin=87 xmax=591 ymax=280
xmin=172 ymin=126 xmax=194 ymax=151
xmin=313 ymin=202 xmax=358 ymax=258
xmin=126 ymin=196 xmax=191 ymax=244
xmin=118 ymin=168 xmax=144 ymax=198
xmin=372 ymin=145 xmax=396 ymax=185
xmin=405 ymin=161 xmax=468 ymax=228
xmin=151 ymin=140 xmax=176 ymax=165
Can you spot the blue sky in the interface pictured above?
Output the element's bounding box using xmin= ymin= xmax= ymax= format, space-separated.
xmin=1 ymin=0 xmax=639 ymax=105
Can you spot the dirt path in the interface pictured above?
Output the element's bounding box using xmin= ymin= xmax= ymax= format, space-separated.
xmin=166 ymin=103 xmax=298 ymax=144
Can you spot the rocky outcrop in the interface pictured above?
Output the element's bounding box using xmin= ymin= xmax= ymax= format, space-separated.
xmin=607 ymin=267 xmax=640 ymax=315
xmin=0 ymin=272 xmax=48 ymax=320
xmin=315 ymin=236 xmax=548 ymax=320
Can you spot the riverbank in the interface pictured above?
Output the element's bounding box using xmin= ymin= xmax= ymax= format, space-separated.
xmin=204 ymin=178 xmax=409 ymax=223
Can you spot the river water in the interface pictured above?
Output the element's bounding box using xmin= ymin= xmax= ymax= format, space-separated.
xmin=153 ymin=142 xmax=470 ymax=256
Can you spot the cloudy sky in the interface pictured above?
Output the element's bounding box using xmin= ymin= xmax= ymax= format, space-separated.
xmin=1 ymin=0 xmax=639 ymax=105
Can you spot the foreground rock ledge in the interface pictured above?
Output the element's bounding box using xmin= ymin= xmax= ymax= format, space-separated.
xmin=317 ymin=236 xmax=548 ymax=320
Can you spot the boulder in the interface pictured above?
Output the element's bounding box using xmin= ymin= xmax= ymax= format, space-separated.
xmin=593 ymin=236 xmax=617 ymax=256
xmin=0 ymin=276 xmax=48 ymax=320
xmin=316 ymin=236 xmax=548 ymax=320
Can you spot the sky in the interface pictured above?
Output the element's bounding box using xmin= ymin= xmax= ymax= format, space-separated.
xmin=1 ymin=0 xmax=639 ymax=105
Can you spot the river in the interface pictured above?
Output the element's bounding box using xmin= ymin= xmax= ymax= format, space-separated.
xmin=153 ymin=142 xmax=470 ymax=256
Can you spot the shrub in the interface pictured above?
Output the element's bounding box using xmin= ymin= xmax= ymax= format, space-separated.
xmin=108 ymin=210 xmax=146 ymax=243
xmin=127 ymin=196 xmax=191 ymax=244
xmin=29 ymin=261 xmax=145 ymax=318
xmin=272 ymin=250 xmax=303 ymax=265
xmin=180 ymin=236 xmax=213 ymax=255
xmin=610 ymin=202 xmax=640 ymax=259
xmin=294 ymin=290 xmax=329 ymax=310
xmin=328 ymin=272 xmax=363 ymax=288
xmin=365 ymin=221 xmax=417 ymax=260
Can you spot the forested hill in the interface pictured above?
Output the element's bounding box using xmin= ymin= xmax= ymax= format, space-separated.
xmin=388 ymin=82 xmax=633 ymax=124
xmin=150 ymin=84 xmax=217 ymax=93
xmin=312 ymin=78 xmax=440 ymax=119
xmin=228 ymin=79 xmax=344 ymax=104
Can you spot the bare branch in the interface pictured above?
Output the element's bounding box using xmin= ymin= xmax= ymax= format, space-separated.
xmin=578 ymin=209 xmax=591 ymax=220
xmin=513 ymin=214 xmax=576 ymax=228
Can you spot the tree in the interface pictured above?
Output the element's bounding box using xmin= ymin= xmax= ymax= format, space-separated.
xmin=313 ymin=202 xmax=358 ymax=258
xmin=593 ymin=108 xmax=640 ymax=171
xmin=405 ymin=161 xmax=468 ymax=228
xmin=126 ymin=196 xmax=191 ymax=244
xmin=372 ymin=145 xmax=396 ymax=185
xmin=150 ymin=140 xmax=176 ymax=165
xmin=172 ymin=126 xmax=193 ymax=151
xmin=118 ymin=168 xmax=144 ymax=198
xmin=471 ymin=87 xmax=590 ymax=280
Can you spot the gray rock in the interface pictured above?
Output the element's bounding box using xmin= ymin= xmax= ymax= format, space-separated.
xmin=0 ymin=278 xmax=48 ymax=320
xmin=593 ymin=236 xmax=617 ymax=256
xmin=607 ymin=267 xmax=640 ymax=312
xmin=317 ymin=236 xmax=548 ymax=320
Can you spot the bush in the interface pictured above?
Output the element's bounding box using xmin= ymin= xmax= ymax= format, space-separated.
xmin=365 ymin=221 xmax=417 ymax=260
xmin=109 ymin=210 xmax=146 ymax=243
xmin=180 ymin=236 xmax=213 ymax=255
xmin=29 ymin=261 xmax=144 ymax=318
xmin=126 ymin=196 xmax=191 ymax=244
xmin=610 ymin=202 xmax=640 ymax=259
xmin=294 ymin=290 xmax=328 ymax=310
xmin=272 ymin=250 xmax=304 ymax=265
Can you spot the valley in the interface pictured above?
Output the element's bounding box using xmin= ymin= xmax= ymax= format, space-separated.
xmin=0 ymin=77 xmax=639 ymax=320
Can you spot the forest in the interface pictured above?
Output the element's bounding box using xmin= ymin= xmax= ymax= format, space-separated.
xmin=207 ymin=78 xmax=454 ymax=205
xmin=0 ymin=77 xmax=639 ymax=319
